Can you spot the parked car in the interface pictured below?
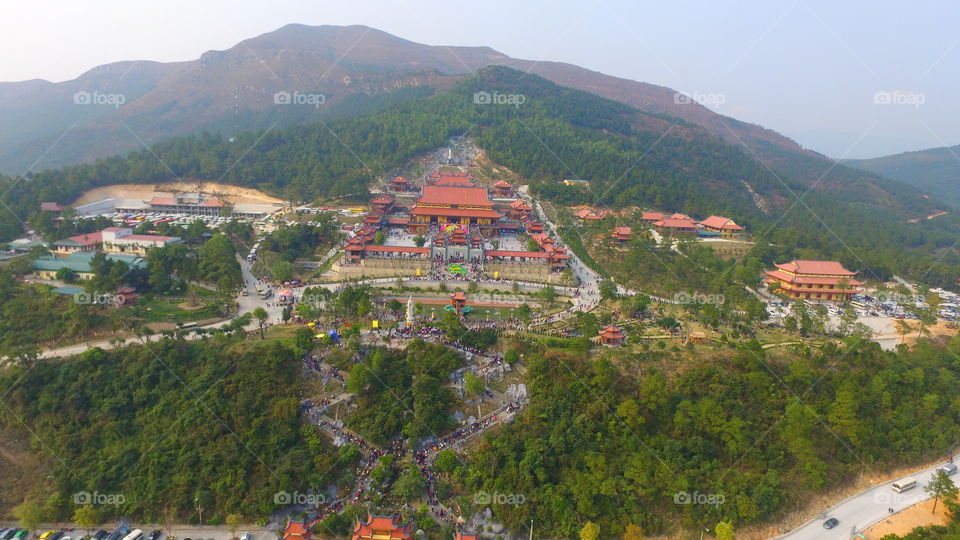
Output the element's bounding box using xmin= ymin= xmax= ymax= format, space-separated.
xmin=823 ymin=517 xmax=839 ymax=529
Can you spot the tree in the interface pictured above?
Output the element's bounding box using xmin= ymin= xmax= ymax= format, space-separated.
xmin=271 ymin=261 xmax=295 ymax=283
xmin=373 ymin=231 xmax=385 ymax=245
xmin=515 ymin=303 xmax=532 ymax=323
xmin=387 ymin=299 xmax=403 ymax=314
xmin=413 ymin=235 xmax=426 ymax=248
xmin=464 ymin=372 xmax=485 ymax=397
xmin=434 ymin=449 xmax=458 ymax=476
xmin=622 ymin=524 xmax=644 ymax=540
xmin=715 ymin=520 xmax=735 ymax=540
xmin=294 ymin=326 xmax=314 ymax=352
xmin=579 ymin=521 xmax=600 ymax=540
xmin=925 ymin=469 xmax=958 ymax=514
xmin=598 ymin=280 xmax=617 ymax=301
xmin=12 ymin=500 xmax=45 ymax=531
xmin=253 ymin=307 xmax=269 ymax=339
xmin=895 ymin=318 xmax=912 ymax=344
xmin=73 ymin=505 xmax=100 ymax=531
xmin=55 ymin=267 xmax=78 ymax=283
xmin=536 ymin=286 xmax=558 ymax=306
xmin=393 ymin=465 xmax=426 ymax=503
xmin=225 ymin=513 xmax=244 ymax=539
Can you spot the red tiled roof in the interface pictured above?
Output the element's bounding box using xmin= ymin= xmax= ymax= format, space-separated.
xmin=493 ymin=180 xmax=513 ymax=188
xmin=353 ymin=514 xmax=413 ymax=539
xmin=486 ymin=250 xmax=551 ymax=259
xmin=614 ymin=226 xmax=632 ymax=235
xmin=371 ymin=195 xmax=395 ymax=204
xmin=391 ymin=176 xmax=409 ymax=183
xmin=774 ymin=260 xmax=858 ymax=276
xmin=283 ymin=521 xmax=311 ymax=540
xmin=363 ymin=245 xmax=430 ymax=254
xmin=641 ymin=211 xmax=664 ymax=221
xmin=655 ymin=218 xmax=697 ymax=230
xmin=765 ymin=269 xmax=864 ymax=286
xmin=416 ymin=186 xmax=492 ymax=206
xmin=698 ymin=215 xmax=743 ymax=230
xmin=435 ymin=174 xmax=475 ymax=187
xmin=409 ymin=207 xmax=502 ymax=219
xmin=670 ymin=213 xmax=691 ymax=220
xmin=60 ymin=231 xmax=103 ymax=246
xmin=599 ymin=325 xmax=625 ymax=338
xmin=41 ymin=202 xmax=64 ymax=211
xmin=145 ymin=197 xmax=176 ymax=205
xmin=510 ymin=200 xmax=532 ymax=210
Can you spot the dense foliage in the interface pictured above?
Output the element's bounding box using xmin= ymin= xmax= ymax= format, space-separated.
xmin=453 ymin=337 xmax=960 ymax=537
xmin=342 ymin=341 xmax=460 ymax=446
xmin=0 ymin=338 xmax=339 ymax=523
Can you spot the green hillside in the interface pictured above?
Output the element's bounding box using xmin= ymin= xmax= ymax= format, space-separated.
xmin=2 ymin=66 xmax=959 ymax=286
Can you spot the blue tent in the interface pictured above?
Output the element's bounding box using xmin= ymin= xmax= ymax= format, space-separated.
xmin=328 ymin=329 xmax=340 ymax=343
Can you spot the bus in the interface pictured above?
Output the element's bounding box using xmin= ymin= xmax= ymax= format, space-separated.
xmin=122 ymin=530 xmax=143 ymax=540
xmin=892 ymin=478 xmax=917 ymax=493
xmin=177 ymin=322 xmax=198 ymax=331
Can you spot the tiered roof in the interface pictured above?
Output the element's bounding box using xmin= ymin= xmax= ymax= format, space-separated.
xmin=352 ymin=513 xmax=413 ymax=540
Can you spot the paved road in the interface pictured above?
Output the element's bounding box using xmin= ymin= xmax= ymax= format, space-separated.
xmin=776 ymin=460 xmax=954 ymax=539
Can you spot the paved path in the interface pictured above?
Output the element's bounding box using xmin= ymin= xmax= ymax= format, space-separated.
xmin=776 ymin=459 xmax=954 ymax=539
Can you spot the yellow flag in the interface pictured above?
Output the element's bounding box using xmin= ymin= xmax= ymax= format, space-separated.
xmin=372 ymin=320 xmax=379 ymax=328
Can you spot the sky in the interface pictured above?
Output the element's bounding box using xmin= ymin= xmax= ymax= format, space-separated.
xmin=1 ymin=0 xmax=957 ymax=159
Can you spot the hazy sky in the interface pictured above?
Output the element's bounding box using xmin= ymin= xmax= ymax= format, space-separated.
xmin=1 ymin=0 xmax=957 ymax=158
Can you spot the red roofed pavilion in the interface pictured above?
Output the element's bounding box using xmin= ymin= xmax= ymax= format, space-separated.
xmin=599 ymin=325 xmax=626 ymax=347
xmin=764 ymin=260 xmax=864 ymax=302
xmin=352 ymin=513 xmax=413 ymax=540
xmin=282 ymin=520 xmax=311 ymax=540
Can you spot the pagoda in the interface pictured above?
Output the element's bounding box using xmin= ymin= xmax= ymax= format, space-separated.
xmin=764 ymin=260 xmax=864 ymax=302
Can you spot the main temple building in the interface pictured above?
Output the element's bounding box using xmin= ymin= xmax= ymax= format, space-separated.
xmin=336 ymin=172 xmax=570 ymax=283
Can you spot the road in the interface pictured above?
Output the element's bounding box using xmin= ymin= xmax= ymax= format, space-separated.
xmin=36 ymin=255 xmax=283 ymax=360
xmin=776 ymin=460 xmax=954 ymax=539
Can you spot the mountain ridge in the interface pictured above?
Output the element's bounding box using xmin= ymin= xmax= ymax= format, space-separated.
xmin=0 ymin=23 xmax=817 ymax=178
xmin=846 ymin=144 xmax=960 ymax=207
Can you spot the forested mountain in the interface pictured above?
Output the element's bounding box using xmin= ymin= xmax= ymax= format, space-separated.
xmin=0 ymin=23 xmax=902 ymax=195
xmin=3 ymin=66 xmax=958 ymax=287
xmin=846 ymin=144 xmax=960 ymax=207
